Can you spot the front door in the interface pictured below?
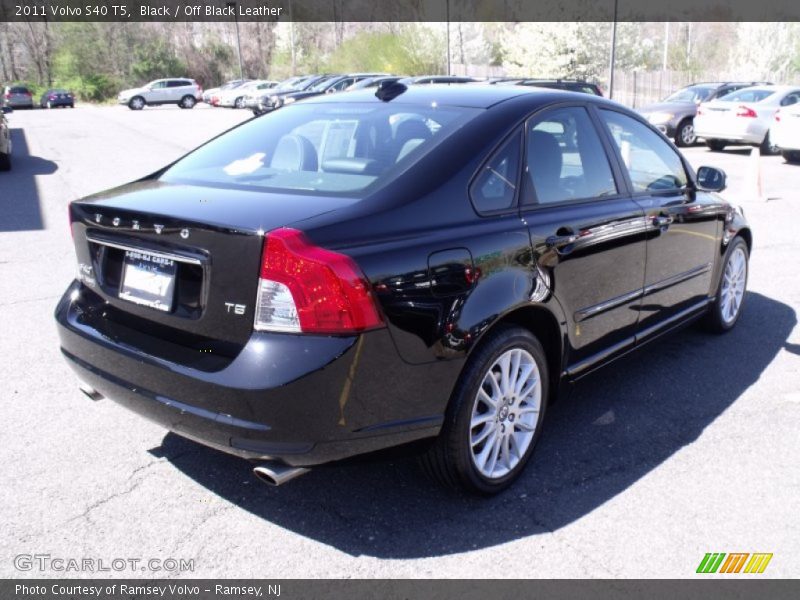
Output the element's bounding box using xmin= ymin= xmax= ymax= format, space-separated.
xmin=521 ymin=105 xmax=648 ymax=377
xmin=596 ymin=108 xmax=723 ymax=335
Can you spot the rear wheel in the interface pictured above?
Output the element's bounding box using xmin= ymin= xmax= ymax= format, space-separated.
xmin=706 ymin=139 xmax=726 ymax=152
xmin=180 ymin=95 xmax=196 ymax=109
xmin=760 ymin=130 xmax=779 ymax=155
xmin=420 ymin=325 xmax=548 ymax=494
xmin=702 ymin=237 xmax=749 ymax=333
xmin=675 ymin=119 xmax=696 ymax=147
xmin=0 ymin=150 xmax=10 ymax=171
xmin=128 ymin=96 xmax=145 ymax=110
xmin=782 ymin=150 xmax=800 ymax=164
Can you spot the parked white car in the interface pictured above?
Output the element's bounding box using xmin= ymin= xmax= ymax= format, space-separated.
xmin=772 ymin=102 xmax=800 ymax=163
xmin=118 ymin=78 xmax=203 ymax=110
xmin=694 ymin=85 xmax=800 ymax=154
xmin=218 ymin=80 xmax=279 ymax=108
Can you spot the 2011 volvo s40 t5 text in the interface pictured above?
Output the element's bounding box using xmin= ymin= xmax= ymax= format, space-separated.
xmin=56 ymin=84 xmax=751 ymax=494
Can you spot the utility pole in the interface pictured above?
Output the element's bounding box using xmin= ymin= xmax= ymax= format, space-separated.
xmin=446 ymin=0 xmax=451 ymax=75
xmin=663 ymin=22 xmax=669 ymax=71
xmin=226 ymin=2 xmax=244 ymax=80
xmin=289 ymin=0 xmax=296 ymax=75
xmin=608 ymin=0 xmax=618 ymax=99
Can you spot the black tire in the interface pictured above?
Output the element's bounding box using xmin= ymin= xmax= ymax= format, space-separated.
xmin=782 ymin=150 xmax=800 ymax=164
xmin=675 ymin=119 xmax=696 ymax=147
xmin=419 ymin=324 xmax=549 ymax=495
xmin=760 ymin=130 xmax=779 ymax=156
xmin=0 ymin=150 xmax=10 ymax=171
xmin=701 ymin=237 xmax=749 ymax=334
xmin=180 ymin=95 xmax=196 ymax=109
xmin=706 ymin=139 xmax=726 ymax=152
xmin=128 ymin=96 xmax=145 ymax=110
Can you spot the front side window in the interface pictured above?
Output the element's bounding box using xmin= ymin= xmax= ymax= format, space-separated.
xmin=161 ymin=103 xmax=479 ymax=196
xmin=470 ymin=131 xmax=522 ymax=213
xmin=150 ymin=81 xmax=166 ymax=90
xmin=599 ymin=110 xmax=688 ymax=193
xmin=524 ymin=106 xmax=617 ymax=205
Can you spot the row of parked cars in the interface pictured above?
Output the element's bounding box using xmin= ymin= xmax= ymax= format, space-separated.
xmin=199 ymin=73 xmax=606 ymax=117
xmin=637 ymin=81 xmax=800 ymax=163
xmin=2 ymin=84 xmax=75 ymax=109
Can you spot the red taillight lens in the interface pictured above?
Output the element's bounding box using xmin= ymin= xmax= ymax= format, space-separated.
xmin=736 ymin=105 xmax=757 ymax=118
xmin=774 ymin=109 xmax=781 ymax=122
xmin=254 ymin=228 xmax=384 ymax=334
xmin=49 ymin=95 xmax=55 ymax=100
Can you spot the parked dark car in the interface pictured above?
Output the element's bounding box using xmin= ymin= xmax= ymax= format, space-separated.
xmin=2 ymin=85 xmax=34 ymax=109
xmin=0 ymin=104 xmax=11 ymax=170
xmin=276 ymin=73 xmax=386 ymax=106
xmin=502 ymin=79 xmax=604 ymax=97
xmin=346 ymin=76 xmax=405 ymax=91
xmin=252 ymin=75 xmax=334 ymax=115
xmin=399 ymin=75 xmax=479 ymax=85
xmin=638 ymin=82 xmax=770 ymax=147
xmin=56 ymin=85 xmax=751 ymax=494
xmin=39 ymin=88 xmax=75 ymax=109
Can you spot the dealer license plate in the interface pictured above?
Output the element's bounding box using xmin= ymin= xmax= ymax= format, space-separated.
xmin=118 ymin=249 xmax=176 ymax=312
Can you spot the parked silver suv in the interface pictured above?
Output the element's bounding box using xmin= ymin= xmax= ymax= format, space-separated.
xmin=118 ymin=78 xmax=202 ymax=110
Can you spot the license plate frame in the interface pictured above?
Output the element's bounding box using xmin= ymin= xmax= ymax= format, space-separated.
xmin=118 ymin=249 xmax=177 ymax=313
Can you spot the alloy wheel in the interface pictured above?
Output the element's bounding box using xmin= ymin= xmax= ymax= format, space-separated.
xmin=469 ymin=348 xmax=542 ymax=480
xmin=680 ymin=123 xmax=696 ymax=146
xmin=720 ymin=246 xmax=747 ymax=325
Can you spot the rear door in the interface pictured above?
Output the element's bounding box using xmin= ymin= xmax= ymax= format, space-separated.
xmin=166 ymin=79 xmax=189 ymax=102
xmin=596 ymin=108 xmax=722 ymax=336
xmin=521 ymin=104 xmax=648 ymax=376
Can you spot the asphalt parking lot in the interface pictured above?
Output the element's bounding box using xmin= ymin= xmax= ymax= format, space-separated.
xmin=1 ymin=103 xmax=798 ymax=578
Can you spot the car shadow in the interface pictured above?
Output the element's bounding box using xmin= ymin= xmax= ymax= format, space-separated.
xmin=155 ymin=291 xmax=794 ymax=558
xmin=0 ymin=128 xmax=58 ymax=233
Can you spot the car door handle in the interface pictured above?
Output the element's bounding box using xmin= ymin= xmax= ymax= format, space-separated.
xmin=545 ymin=232 xmax=579 ymax=255
xmin=652 ymin=215 xmax=674 ymax=227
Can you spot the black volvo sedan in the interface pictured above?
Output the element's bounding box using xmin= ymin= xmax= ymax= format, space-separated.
xmin=56 ymin=84 xmax=751 ymax=494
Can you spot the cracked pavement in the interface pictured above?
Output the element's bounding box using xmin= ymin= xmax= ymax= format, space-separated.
xmin=1 ymin=104 xmax=798 ymax=578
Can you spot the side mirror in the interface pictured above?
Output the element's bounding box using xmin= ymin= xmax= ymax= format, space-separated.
xmin=1 ymin=106 xmax=12 ymax=114
xmin=696 ymin=166 xmax=727 ymax=192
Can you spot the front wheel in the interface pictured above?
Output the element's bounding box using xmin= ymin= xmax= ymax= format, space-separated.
xmin=420 ymin=325 xmax=548 ymax=494
xmin=234 ymin=96 xmax=245 ymax=109
xmin=675 ymin=120 xmax=696 ymax=147
xmin=702 ymin=237 xmax=749 ymax=333
xmin=128 ymin=96 xmax=145 ymax=110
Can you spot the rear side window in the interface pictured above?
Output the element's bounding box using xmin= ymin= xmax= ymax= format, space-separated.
xmin=470 ymin=131 xmax=522 ymax=213
xmin=524 ymin=106 xmax=617 ymax=205
xmin=599 ymin=109 xmax=688 ymax=193
xmin=161 ymin=103 xmax=479 ymax=196
xmin=168 ymin=80 xmax=190 ymax=88
xmin=780 ymin=92 xmax=800 ymax=106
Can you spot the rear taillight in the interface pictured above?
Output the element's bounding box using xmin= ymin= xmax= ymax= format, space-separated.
xmin=736 ymin=105 xmax=757 ymax=118
xmin=254 ymin=228 xmax=384 ymax=335
xmin=774 ymin=109 xmax=781 ymax=122
xmin=49 ymin=95 xmax=55 ymax=100
xmin=696 ymin=107 xmax=705 ymax=116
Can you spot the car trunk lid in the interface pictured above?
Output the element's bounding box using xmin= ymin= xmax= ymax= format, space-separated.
xmin=69 ymin=180 xmax=356 ymax=349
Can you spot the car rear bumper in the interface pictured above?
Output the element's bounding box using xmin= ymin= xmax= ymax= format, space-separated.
xmin=695 ymin=119 xmax=766 ymax=144
xmin=55 ymin=281 xmax=454 ymax=466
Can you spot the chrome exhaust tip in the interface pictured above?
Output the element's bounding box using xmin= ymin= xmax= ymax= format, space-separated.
xmin=253 ymin=462 xmax=310 ymax=487
xmin=79 ymin=382 xmax=103 ymax=401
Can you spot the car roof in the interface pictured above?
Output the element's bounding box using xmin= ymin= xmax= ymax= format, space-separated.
xmin=301 ymin=83 xmax=573 ymax=109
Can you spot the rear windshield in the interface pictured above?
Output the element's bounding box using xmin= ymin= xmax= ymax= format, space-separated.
xmin=718 ymin=89 xmax=775 ymax=103
xmin=10 ymin=86 xmax=29 ymax=93
xmin=160 ymin=102 xmax=479 ymax=196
